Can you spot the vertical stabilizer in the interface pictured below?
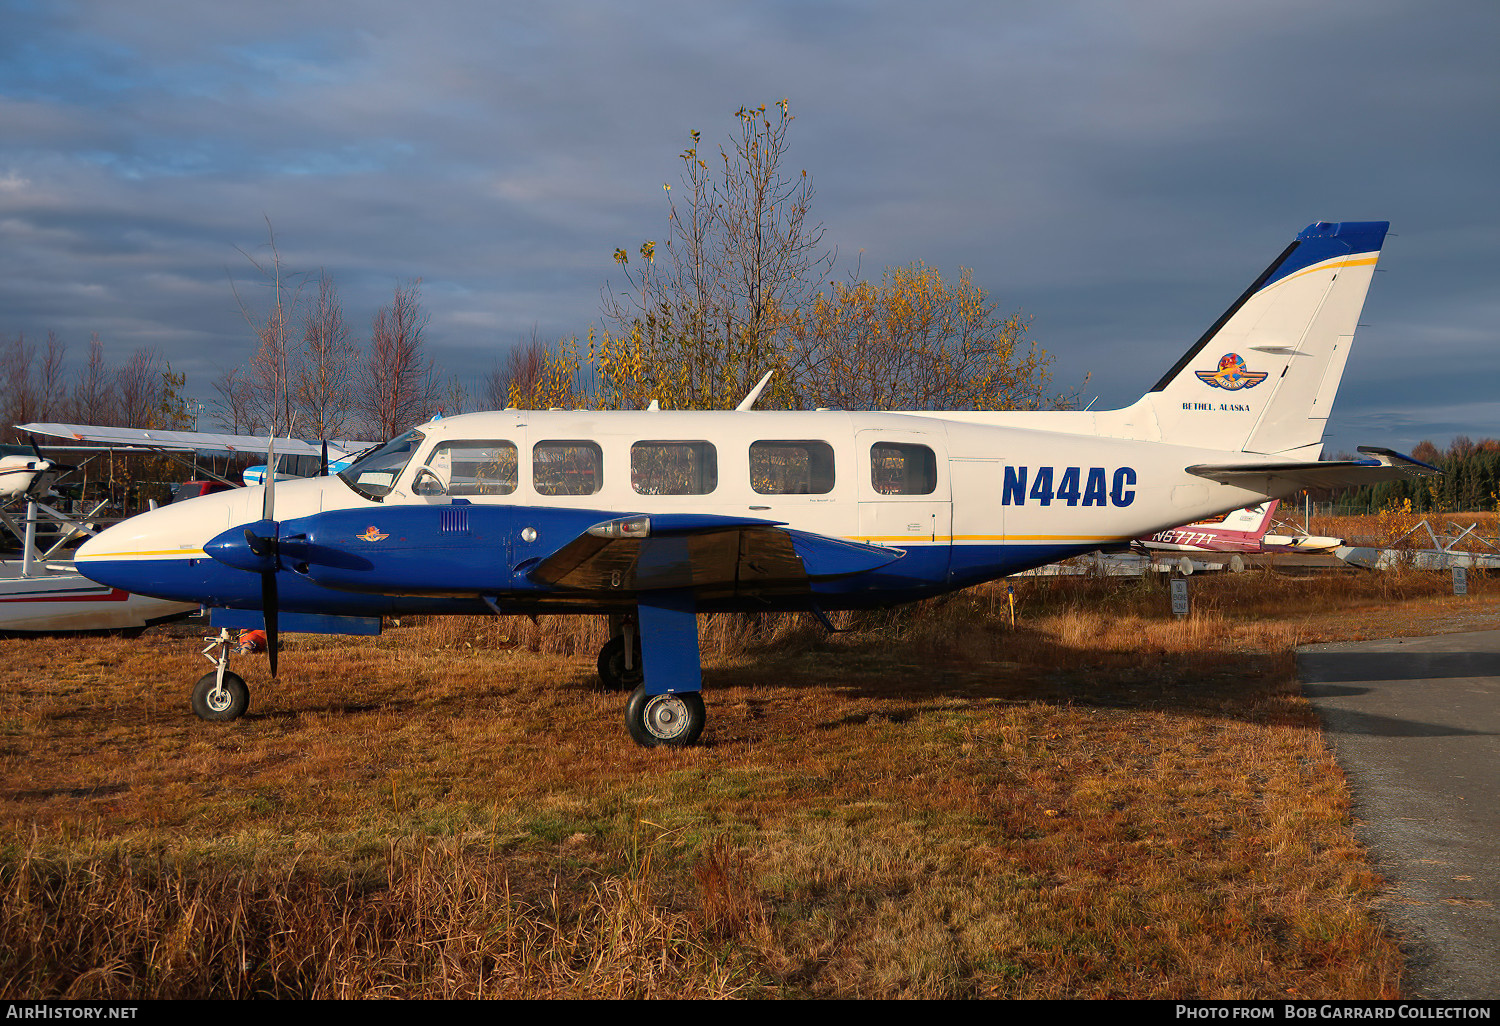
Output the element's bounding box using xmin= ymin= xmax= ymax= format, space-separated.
xmin=1129 ymin=221 xmax=1388 ymax=458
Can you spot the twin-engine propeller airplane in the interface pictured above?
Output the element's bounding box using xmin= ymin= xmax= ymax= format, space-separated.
xmin=75 ymin=220 xmax=1436 ymax=748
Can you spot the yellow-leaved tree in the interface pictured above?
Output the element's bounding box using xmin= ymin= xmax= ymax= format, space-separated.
xmin=521 ymin=101 xmax=1080 ymax=415
xmin=783 ymin=262 xmax=1077 ymax=411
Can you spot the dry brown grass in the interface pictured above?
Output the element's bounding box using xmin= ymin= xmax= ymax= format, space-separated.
xmin=1312 ymin=508 xmax=1500 ymax=551
xmin=3 ymin=555 xmax=1495 ymax=998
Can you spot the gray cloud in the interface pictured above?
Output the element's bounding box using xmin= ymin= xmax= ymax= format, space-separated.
xmin=1 ymin=0 xmax=1496 ymax=453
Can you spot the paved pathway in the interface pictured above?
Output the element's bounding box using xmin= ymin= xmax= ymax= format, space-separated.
xmin=1298 ymin=631 xmax=1500 ymax=999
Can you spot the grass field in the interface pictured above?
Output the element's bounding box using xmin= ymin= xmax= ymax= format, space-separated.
xmin=2 ymin=558 xmax=1497 ymax=999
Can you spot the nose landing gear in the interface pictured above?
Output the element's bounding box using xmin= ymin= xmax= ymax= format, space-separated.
xmin=192 ymin=628 xmax=251 ymax=721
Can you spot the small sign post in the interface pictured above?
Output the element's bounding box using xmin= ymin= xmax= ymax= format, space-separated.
xmin=1170 ymin=577 xmax=1190 ymax=618
xmin=1453 ymin=566 xmax=1468 ymax=596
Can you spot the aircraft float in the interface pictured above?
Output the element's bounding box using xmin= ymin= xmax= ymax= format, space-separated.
xmin=72 ymin=221 xmax=1435 ymax=747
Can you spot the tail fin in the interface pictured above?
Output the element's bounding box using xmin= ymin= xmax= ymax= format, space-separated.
xmin=1139 ymin=500 xmax=1279 ymax=553
xmin=1127 ymin=221 xmax=1388 ymax=458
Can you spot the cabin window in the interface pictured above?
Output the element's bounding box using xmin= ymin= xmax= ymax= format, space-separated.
xmin=275 ymin=453 xmax=322 ymax=478
xmin=533 ymin=440 xmax=603 ymax=496
xmin=631 ymin=441 xmax=717 ymax=495
xmin=416 ymin=440 xmax=518 ymax=496
xmin=870 ymin=442 xmax=937 ymax=495
xmin=749 ymin=440 xmax=836 ymax=495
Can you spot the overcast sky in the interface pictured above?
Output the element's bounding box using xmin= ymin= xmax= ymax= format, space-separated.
xmin=2 ymin=0 xmax=1496 ymax=454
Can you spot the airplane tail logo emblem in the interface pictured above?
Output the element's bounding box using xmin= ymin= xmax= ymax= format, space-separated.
xmin=358 ymin=526 xmax=389 ymax=542
xmin=1196 ymin=353 xmax=1268 ymax=391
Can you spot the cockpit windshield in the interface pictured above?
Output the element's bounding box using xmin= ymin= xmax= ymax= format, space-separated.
xmin=337 ymin=429 xmax=425 ymax=501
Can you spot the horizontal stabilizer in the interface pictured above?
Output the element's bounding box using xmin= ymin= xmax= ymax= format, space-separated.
xmin=1186 ymin=447 xmax=1438 ymax=492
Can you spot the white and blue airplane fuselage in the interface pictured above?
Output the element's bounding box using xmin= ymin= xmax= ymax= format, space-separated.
xmin=74 ymin=221 xmax=1434 ymax=747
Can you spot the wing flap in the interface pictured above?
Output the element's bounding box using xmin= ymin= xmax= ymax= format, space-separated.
xmin=528 ymin=516 xmax=903 ymax=594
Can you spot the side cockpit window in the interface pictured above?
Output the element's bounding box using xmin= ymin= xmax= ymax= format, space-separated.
xmin=337 ymin=429 xmax=425 ymax=501
xmin=415 ymin=440 xmax=518 ymax=496
xmin=870 ymin=442 xmax=937 ymax=495
xmin=750 ymin=440 xmax=836 ymax=495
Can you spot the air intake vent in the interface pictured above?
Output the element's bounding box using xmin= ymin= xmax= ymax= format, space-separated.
xmin=440 ymin=507 xmax=470 ymax=533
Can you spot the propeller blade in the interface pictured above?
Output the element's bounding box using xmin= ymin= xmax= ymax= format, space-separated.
xmin=244 ymin=527 xmax=276 ymax=560
xmin=263 ymin=435 xmax=276 ymax=522
xmin=321 ymin=439 xmax=329 ymax=477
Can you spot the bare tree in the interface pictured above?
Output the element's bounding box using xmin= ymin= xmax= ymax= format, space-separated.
xmin=1 ymin=332 xmax=36 ymax=443
xmin=36 ymin=331 xmax=67 ymax=420
xmin=115 ymin=347 xmax=163 ymax=427
xmin=210 ymin=366 xmax=262 ymax=435
xmin=70 ymin=333 xmax=117 ymax=424
xmin=599 ymin=100 xmax=832 ymax=409
xmin=296 ymin=271 xmax=358 ymax=439
xmin=357 ymin=280 xmax=437 ymax=438
xmin=484 ymin=329 xmax=550 ymax=409
xmin=233 ymin=217 xmax=304 ymax=435
xmin=438 ymin=373 xmax=469 ymax=417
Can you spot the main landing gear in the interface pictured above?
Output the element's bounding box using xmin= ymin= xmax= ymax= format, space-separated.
xmin=191 ymin=628 xmax=252 ymax=721
xmin=625 ymin=687 xmax=705 ymax=747
xmin=604 ymin=592 xmax=707 ymax=748
xmin=597 ymin=615 xmax=643 ymax=691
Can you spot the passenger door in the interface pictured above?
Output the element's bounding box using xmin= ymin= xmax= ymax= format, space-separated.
xmin=855 ymin=429 xmax=951 ymax=573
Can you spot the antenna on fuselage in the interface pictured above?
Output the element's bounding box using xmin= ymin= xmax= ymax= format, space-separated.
xmin=736 ymin=370 xmax=775 ymax=411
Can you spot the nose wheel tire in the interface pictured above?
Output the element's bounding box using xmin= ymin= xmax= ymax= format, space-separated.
xmin=598 ymin=636 xmax=644 ymax=691
xmin=192 ymin=672 xmax=250 ymax=722
xmin=625 ymin=685 xmax=705 ymax=748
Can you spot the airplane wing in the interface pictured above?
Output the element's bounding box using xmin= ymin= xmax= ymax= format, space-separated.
xmin=18 ymin=422 xmax=371 ymax=459
xmin=528 ymin=514 xmax=906 ymax=593
xmin=1185 ymin=447 xmax=1438 ymax=492
xmin=268 ymin=506 xmax=907 ymax=599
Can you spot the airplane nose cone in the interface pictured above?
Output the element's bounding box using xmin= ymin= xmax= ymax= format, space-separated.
xmin=74 ymin=497 xmax=233 ymax=595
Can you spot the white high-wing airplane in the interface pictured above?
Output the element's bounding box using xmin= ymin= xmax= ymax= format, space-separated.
xmin=74 ymin=221 xmax=1436 ymax=748
xmin=16 ymin=423 xmax=372 ymax=486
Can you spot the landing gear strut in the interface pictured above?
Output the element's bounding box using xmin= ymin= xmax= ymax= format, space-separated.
xmin=192 ymin=628 xmax=250 ymax=721
xmin=597 ymin=615 xmax=642 ymax=691
xmin=621 ymin=590 xmax=706 ymax=748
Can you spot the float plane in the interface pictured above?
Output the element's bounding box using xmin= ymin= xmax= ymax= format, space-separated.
xmin=1136 ymin=500 xmax=1342 ymax=555
xmin=74 ymin=221 xmax=1436 ymax=747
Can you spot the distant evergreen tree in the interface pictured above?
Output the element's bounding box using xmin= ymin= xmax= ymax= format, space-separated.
xmin=1329 ymin=439 xmax=1500 ymax=512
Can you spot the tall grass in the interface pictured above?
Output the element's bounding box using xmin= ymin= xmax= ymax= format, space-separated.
xmin=5 ymin=549 xmax=1489 ymax=998
xmin=2 ymin=829 xmax=764 ymax=999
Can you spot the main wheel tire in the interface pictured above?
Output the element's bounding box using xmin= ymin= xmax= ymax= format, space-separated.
xmin=597 ymin=636 xmax=644 ymax=691
xmin=191 ymin=671 xmax=250 ymax=722
xmin=625 ymin=685 xmax=705 ymax=748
